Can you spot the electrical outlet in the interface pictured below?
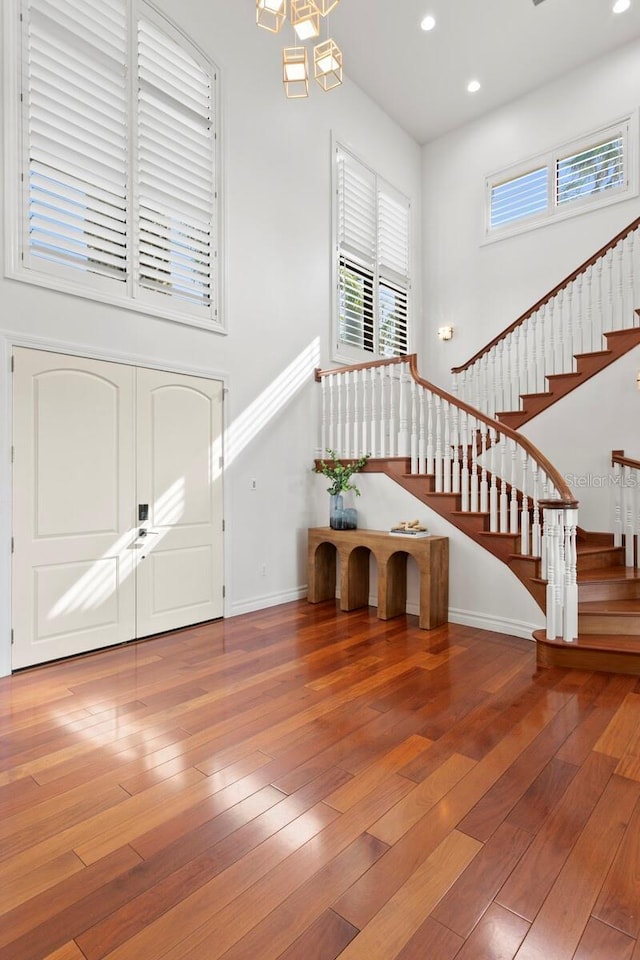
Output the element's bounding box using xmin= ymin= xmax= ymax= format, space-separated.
xmin=260 ymin=564 xmax=267 ymax=576
xmin=250 ymin=478 xmax=257 ymax=491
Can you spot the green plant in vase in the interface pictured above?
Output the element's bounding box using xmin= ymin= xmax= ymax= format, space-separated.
xmin=315 ymin=448 xmax=370 ymax=530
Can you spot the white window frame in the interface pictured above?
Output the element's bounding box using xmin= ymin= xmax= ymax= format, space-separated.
xmin=483 ymin=114 xmax=638 ymax=244
xmin=332 ymin=140 xmax=412 ymax=365
xmin=3 ymin=0 xmax=225 ymax=333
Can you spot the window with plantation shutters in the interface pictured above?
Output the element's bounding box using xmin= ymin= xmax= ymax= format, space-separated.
xmin=24 ymin=0 xmax=128 ymax=286
xmin=14 ymin=0 xmax=221 ymax=329
xmin=335 ymin=144 xmax=411 ymax=361
xmin=485 ymin=116 xmax=636 ymax=242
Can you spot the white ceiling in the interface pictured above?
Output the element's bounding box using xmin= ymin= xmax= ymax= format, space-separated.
xmin=328 ymin=0 xmax=640 ymax=144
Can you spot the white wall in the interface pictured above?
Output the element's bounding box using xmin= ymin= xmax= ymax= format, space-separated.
xmin=0 ymin=0 xmax=422 ymax=674
xmin=421 ymin=37 xmax=640 ymax=390
xmin=522 ymin=344 xmax=640 ymax=533
xmin=311 ymin=473 xmax=544 ymax=640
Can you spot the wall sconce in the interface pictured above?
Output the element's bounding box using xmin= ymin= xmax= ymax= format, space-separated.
xmin=438 ymin=326 xmax=453 ymax=341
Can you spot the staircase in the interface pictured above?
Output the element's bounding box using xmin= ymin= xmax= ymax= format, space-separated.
xmin=496 ymin=325 xmax=640 ymax=430
xmin=362 ymin=457 xmax=640 ymax=674
xmin=452 ymin=216 xmax=640 ymax=423
xmin=315 ymin=356 xmax=640 ymax=675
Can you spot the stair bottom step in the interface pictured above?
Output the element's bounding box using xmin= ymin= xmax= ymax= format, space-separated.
xmin=535 ymin=630 xmax=640 ymax=676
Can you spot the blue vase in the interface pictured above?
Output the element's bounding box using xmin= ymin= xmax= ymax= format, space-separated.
xmin=329 ymin=494 xmax=358 ymax=530
xmin=329 ymin=494 xmax=344 ymax=529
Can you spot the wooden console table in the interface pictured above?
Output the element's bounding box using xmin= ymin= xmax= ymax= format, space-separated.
xmin=307 ymin=527 xmax=448 ymax=630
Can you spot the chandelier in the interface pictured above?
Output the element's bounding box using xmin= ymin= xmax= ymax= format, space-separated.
xmin=256 ymin=0 xmax=344 ymax=99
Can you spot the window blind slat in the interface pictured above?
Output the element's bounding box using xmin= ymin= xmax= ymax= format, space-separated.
xmin=336 ymin=146 xmax=409 ymax=358
xmin=21 ymin=0 xmax=219 ymax=321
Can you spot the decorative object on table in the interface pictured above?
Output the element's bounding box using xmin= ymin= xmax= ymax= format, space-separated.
xmin=315 ymin=448 xmax=370 ymax=530
xmin=390 ymin=519 xmax=430 ymax=538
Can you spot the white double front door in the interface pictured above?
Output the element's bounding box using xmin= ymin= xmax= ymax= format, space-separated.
xmin=12 ymin=348 xmax=224 ymax=669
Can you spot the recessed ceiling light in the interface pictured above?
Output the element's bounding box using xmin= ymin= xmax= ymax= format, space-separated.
xmin=613 ymin=0 xmax=631 ymax=10
xmin=467 ymin=79 xmax=481 ymax=93
xmin=420 ymin=14 xmax=436 ymax=31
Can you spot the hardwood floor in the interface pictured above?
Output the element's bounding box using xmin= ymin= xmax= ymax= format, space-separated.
xmin=2 ymin=600 xmax=640 ymax=960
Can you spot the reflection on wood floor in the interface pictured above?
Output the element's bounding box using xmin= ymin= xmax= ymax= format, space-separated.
xmin=1 ymin=599 xmax=640 ymax=960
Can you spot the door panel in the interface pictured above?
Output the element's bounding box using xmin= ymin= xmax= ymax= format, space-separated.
xmin=12 ymin=350 xmax=224 ymax=670
xmin=135 ymin=368 xmax=224 ymax=638
xmin=12 ymin=348 xmax=136 ymax=669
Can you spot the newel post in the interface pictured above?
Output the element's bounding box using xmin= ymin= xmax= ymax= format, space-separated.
xmin=540 ymin=499 xmax=579 ymax=643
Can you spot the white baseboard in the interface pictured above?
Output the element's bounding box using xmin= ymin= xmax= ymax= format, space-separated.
xmin=230 ymin=586 xmax=308 ymax=618
xmin=353 ymin=593 xmax=541 ymax=642
xmin=447 ymin=607 xmax=541 ymax=641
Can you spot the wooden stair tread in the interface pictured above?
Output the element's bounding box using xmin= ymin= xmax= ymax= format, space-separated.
xmin=579 ymin=599 xmax=640 ymax=615
xmin=534 ymin=630 xmax=640 ymax=654
xmin=495 ymin=326 xmax=640 ymax=429
xmin=577 ymin=565 xmax=640 ymax=583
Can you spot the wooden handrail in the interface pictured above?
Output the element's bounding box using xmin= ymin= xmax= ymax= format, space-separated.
xmin=315 ymin=354 xmax=408 ymax=381
xmin=612 ymin=449 xmax=640 ymax=470
xmin=314 ymin=354 xmax=577 ymax=503
xmin=451 ymin=215 xmax=640 ymax=375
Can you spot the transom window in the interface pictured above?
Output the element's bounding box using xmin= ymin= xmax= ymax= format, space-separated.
xmin=485 ymin=117 xmax=636 ymax=241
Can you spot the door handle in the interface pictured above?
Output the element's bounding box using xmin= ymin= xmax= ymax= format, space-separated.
xmin=138 ymin=528 xmax=159 ymax=538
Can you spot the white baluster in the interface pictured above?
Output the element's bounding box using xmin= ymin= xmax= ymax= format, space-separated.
xmin=443 ymin=401 xmax=452 ymax=494
xmin=320 ymin=375 xmax=327 ymax=455
xmin=625 ymin=465 xmax=635 ymax=568
xmin=499 ymin=435 xmax=508 ymax=532
xmin=451 ymin=401 xmax=460 ymax=494
xmin=496 ymin=341 xmax=505 ymax=416
xmin=479 ymin=425 xmax=488 ymax=514
xmin=520 ymin=451 xmax=530 ymax=555
xmin=480 ymin=353 xmax=490 ymax=416
xmin=470 ymin=418 xmax=479 ymax=512
xmin=595 ymin=257 xmax=604 ymax=347
xmin=613 ymin=460 xmax=622 ymax=547
xmin=565 ymin=283 xmax=574 ymax=371
xmin=336 ymin=373 xmax=344 ymax=456
xmin=617 ymin=241 xmax=625 ymax=331
xmin=344 ymin=371 xmax=352 ymax=457
xmin=606 ymin=247 xmax=614 ymax=333
xmin=529 ymin=314 xmax=538 ymax=396
xmin=388 ymin=366 xmax=397 ymax=457
xmin=489 ymin=345 xmax=498 ymax=419
xmin=489 ymin=428 xmax=498 ymax=532
xmin=531 ymin=465 xmax=541 ymax=557
xmin=563 ymin=509 xmax=578 ymax=642
xmin=547 ymin=298 xmax=556 ymax=377
xmin=574 ymin=273 xmax=584 ymax=358
xmin=504 ymin=336 xmax=513 ymax=412
xmin=544 ymin=508 xmax=561 ymax=640
xmin=379 ymin=367 xmax=388 ymax=458
xmin=370 ymin=367 xmax=378 ymax=458
xmin=328 ymin=373 xmax=335 ymax=453
xmin=628 ymin=231 xmax=637 ymax=326
xmin=538 ymin=305 xmax=548 ymax=393
xmin=434 ymin=395 xmax=443 ymax=493
xmin=556 ymin=289 xmax=565 ymax=375
xmin=398 ymin=363 xmax=409 ymax=457
xmin=512 ymin=326 xmax=521 ymax=411
xmin=426 ymin=392 xmax=434 ymax=475
xmin=510 ymin=441 xmax=518 ymax=534
xmin=584 ymin=267 xmax=594 ymax=354
xmin=461 ymin=411 xmax=470 ymax=513
xmin=410 ymin=378 xmax=418 ymax=475
xmin=418 ymin=387 xmax=426 ymax=475
xmin=353 ymin=370 xmax=361 ymax=458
